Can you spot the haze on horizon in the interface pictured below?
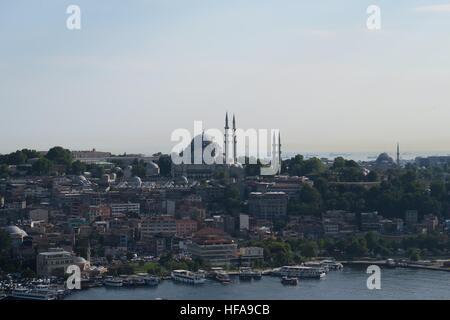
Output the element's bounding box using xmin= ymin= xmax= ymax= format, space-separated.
xmin=1 ymin=0 xmax=450 ymax=156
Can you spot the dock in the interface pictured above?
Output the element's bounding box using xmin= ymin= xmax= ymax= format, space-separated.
xmin=340 ymin=260 xmax=450 ymax=272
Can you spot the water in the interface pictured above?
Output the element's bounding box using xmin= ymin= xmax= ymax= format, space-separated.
xmin=66 ymin=267 xmax=450 ymax=300
xmin=285 ymin=151 xmax=450 ymax=162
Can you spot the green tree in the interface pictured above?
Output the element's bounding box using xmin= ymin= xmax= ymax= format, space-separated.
xmin=367 ymin=170 xmax=378 ymax=182
xmin=0 ymin=164 xmax=9 ymax=178
xmin=71 ymin=160 xmax=86 ymax=175
xmin=299 ymin=241 xmax=318 ymax=258
xmin=408 ymin=248 xmax=421 ymax=261
xmin=46 ymin=146 xmax=73 ymax=166
xmin=31 ymin=158 xmax=52 ymax=175
xmin=157 ymin=154 xmax=172 ymax=177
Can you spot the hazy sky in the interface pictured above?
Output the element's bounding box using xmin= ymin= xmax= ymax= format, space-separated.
xmin=1 ymin=0 xmax=450 ymax=155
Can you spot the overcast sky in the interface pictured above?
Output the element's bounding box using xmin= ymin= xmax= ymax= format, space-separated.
xmin=1 ymin=0 xmax=450 ymax=155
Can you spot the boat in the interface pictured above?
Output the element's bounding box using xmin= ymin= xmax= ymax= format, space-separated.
xmin=208 ymin=268 xmax=231 ymax=284
xmin=143 ymin=276 xmax=160 ymax=286
xmin=273 ymin=266 xmax=326 ymax=279
xmin=386 ymin=259 xmax=397 ymax=268
xmin=81 ymin=278 xmax=103 ymax=289
xmin=0 ymin=287 xmax=7 ymax=300
xmin=122 ymin=276 xmax=146 ymax=287
xmin=103 ymin=277 xmax=123 ymax=287
xmin=9 ymin=287 xmax=57 ymax=300
xmin=281 ymin=276 xmax=298 ymax=286
xmin=239 ymin=267 xmax=254 ymax=281
xmin=304 ymin=261 xmax=329 ymax=273
xmin=171 ymin=270 xmax=206 ymax=285
xmin=215 ymin=271 xmax=231 ymax=284
xmin=252 ymin=270 xmax=262 ymax=280
xmin=320 ymin=260 xmax=344 ymax=271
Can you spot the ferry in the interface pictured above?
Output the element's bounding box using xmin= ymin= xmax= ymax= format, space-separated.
xmin=10 ymin=287 xmax=57 ymax=300
xmin=171 ymin=270 xmax=206 ymax=285
xmin=208 ymin=268 xmax=231 ymax=284
xmin=122 ymin=275 xmax=146 ymax=287
xmin=239 ymin=267 xmax=254 ymax=281
xmin=281 ymin=276 xmax=298 ymax=286
xmin=304 ymin=261 xmax=329 ymax=273
xmin=143 ymin=276 xmax=160 ymax=286
xmin=386 ymin=259 xmax=397 ymax=268
xmin=273 ymin=266 xmax=326 ymax=279
xmin=252 ymin=270 xmax=262 ymax=280
xmin=81 ymin=278 xmax=103 ymax=289
xmin=103 ymin=277 xmax=123 ymax=287
xmin=320 ymin=260 xmax=344 ymax=271
xmin=0 ymin=287 xmax=7 ymax=300
xmin=216 ymin=271 xmax=231 ymax=284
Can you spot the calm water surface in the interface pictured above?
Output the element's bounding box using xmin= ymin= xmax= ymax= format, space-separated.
xmin=67 ymin=267 xmax=450 ymax=300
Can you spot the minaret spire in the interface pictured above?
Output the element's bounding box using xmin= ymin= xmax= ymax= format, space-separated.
xmin=396 ymin=142 xmax=400 ymax=167
xmin=224 ymin=112 xmax=229 ymax=163
xmin=272 ymin=131 xmax=278 ymax=175
xmin=232 ymin=114 xmax=237 ymax=164
xmin=278 ymin=132 xmax=282 ymax=174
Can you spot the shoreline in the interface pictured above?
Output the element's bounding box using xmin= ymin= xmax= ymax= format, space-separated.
xmin=340 ymin=260 xmax=450 ymax=272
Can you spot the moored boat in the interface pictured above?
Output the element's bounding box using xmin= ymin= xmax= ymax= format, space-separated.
xmin=281 ymin=276 xmax=298 ymax=286
xmin=215 ymin=271 xmax=231 ymax=284
xmin=9 ymin=287 xmax=57 ymax=300
xmin=171 ymin=270 xmax=206 ymax=285
xmin=386 ymin=259 xmax=397 ymax=268
xmin=273 ymin=266 xmax=326 ymax=279
xmin=103 ymin=277 xmax=123 ymax=287
xmin=322 ymin=260 xmax=344 ymax=271
xmin=122 ymin=275 xmax=146 ymax=287
xmin=239 ymin=267 xmax=254 ymax=281
xmin=252 ymin=270 xmax=262 ymax=280
xmin=143 ymin=276 xmax=160 ymax=286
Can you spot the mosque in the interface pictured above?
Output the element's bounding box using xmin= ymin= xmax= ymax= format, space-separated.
xmin=171 ymin=113 xmax=282 ymax=180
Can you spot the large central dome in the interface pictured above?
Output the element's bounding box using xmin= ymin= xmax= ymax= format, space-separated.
xmin=179 ymin=134 xmax=222 ymax=164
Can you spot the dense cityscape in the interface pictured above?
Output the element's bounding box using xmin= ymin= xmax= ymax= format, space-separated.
xmin=1 ymin=115 xmax=450 ymax=300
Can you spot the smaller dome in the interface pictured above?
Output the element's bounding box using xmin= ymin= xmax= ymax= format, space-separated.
xmin=3 ymin=226 xmax=28 ymax=237
xmin=74 ymin=256 xmax=87 ymax=264
xmin=376 ymin=153 xmax=394 ymax=164
xmin=175 ymin=176 xmax=189 ymax=184
xmin=147 ymin=161 xmax=159 ymax=169
xmin=129 ymin=176 xmax=142 ymax=187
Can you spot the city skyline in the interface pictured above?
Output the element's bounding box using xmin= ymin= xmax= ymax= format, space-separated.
xmin=2 ymin=1 xmax=450 ymax=154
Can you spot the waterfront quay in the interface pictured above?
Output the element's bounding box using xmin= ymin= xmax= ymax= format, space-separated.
xmin=341 ymin=259 xmax=450 ymax=272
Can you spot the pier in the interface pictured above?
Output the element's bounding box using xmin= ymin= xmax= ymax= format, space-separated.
xmin=340 ymin=260 xmax=450 ymax=272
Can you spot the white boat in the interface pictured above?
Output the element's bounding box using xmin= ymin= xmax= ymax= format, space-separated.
xmin=281 ymin=276 xmax=298 ymax=286
xmin=273 ymin=266 xmax=326 ymax=279
xmin=122 ymin=276 xmax=146 ymax=287
xmin=239 ymin=267 xmax=254 ymax=281
xmin=10 ymin=287 xmax=57 ymax=300
xmin=143 ymin=276 xmax=160 ymax=286
xmin=171 ymin=270 xmax=206 ymax=285
xmin=304 ymin=261 xmax=329 ymax=273
xmin=386 ymin=259 xmax=396 ymax=268
xmin=103 ymin=277 xmax=123 ymax=287
xmin=320 ymin=260 xmax=344 ymax=271
xmin=135 ymin=273 xmax=160 ymax=286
